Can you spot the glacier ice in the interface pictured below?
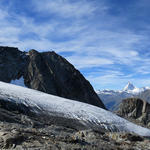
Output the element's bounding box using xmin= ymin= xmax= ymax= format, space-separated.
xmin=0 ymin=81 xmax=150 ymax=137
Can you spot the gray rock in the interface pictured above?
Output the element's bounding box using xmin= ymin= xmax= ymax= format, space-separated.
xmin=0 ymin=120 xmax=149 ymax=150
xmin=117 ymin=98 xmax=150 ymax=127
xmin=0 ymin=101 xmax=149 ymax=149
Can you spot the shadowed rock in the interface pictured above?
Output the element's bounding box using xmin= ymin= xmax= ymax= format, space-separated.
xmin=117 ymin=98 xmax=150 ymax=127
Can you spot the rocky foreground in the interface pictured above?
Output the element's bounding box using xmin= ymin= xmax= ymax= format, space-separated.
xmin=0 ymin=96 xmax=149 ymax=150
xmin=0 ymin=107 xmax=150 ymax=150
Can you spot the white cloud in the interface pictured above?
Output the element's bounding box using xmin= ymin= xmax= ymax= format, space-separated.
xmin=85 ymin=70 xmax=150 ymax=90
xmin=66 ymin=56 xmax=114 ymax=69
xmin=31 ymin=0 xmax=106 ymax=18
xmin=86 ymin=72 xmax=128 ymax=90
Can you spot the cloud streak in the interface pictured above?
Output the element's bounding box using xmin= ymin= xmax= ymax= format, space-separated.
xmin=32 ymin=0 xmax=99 ymax=18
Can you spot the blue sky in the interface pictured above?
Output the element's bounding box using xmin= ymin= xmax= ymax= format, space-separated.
xmin=0 ymin=0 xmax=150 ymax=90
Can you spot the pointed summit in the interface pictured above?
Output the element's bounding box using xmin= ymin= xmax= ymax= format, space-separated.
xmin=123 ymin=82 xmax=136 ymax=91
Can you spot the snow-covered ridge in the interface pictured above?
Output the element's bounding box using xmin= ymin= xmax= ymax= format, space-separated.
xmin=0 ymin=81 xmax=150 ymax=137
xmin=97 ymin=82 xmax=150 ymax=95
xmin=123 ymin=82 xmax=150 ymax=94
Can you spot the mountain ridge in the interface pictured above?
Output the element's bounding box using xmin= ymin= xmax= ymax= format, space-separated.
xmin=97 ymin=82 xmax=150 ymax=110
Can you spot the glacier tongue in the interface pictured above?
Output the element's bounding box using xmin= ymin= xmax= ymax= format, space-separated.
xmin=0 ymin=81 xmax=150 ymax=137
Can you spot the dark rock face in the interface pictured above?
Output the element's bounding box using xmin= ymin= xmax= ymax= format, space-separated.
xmin=0 ymin=46 xmax=27 ymax=82
xmin=117 ymin=98 xmax=150 ymax=127
xmin=0 ymin=46 xmax=105 ymax=109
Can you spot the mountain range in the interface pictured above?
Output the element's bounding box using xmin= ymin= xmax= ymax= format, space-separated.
xmin=96 ymin=82 xmax=150 ymax=110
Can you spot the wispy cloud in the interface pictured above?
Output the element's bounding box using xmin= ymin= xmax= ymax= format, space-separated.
xmin=31 ymin=0 xmax=100 ymax=18
xmin=66 ymin=55 xmax=114 ymax=69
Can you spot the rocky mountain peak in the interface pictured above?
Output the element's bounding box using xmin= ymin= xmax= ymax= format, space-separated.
xmin=123 ymin=82 xmax=136 ymax=91
xmin=0 ymin=46 xmax=105 ymax=109
xmin=28 ymin=49 xmax=38 ymax=55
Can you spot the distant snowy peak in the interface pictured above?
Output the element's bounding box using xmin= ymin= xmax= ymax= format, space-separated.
xmin=141 ymin=86 xmax=150 ymax=91
xmin=123 ymin=82 xmax=136 ymax=91
xmin=97 ymin=82 xmax=150 ymax=95
xmin=123 ymin=82 xmax=150 ymax=94
xmin=96 ymin=82 xmax=150 ymax=110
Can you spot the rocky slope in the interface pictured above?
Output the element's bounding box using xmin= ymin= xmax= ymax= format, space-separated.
xmin=0 ymin=46 xmax=105 ymax=109
xmin=1 ymin=120 xmax=150 ymax=150
xmin=117 ymin=98 xmax=150 ymax=128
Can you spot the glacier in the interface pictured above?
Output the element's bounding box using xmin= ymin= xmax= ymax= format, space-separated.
xmin=0 ymin=81 xmax=150 ymax=137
